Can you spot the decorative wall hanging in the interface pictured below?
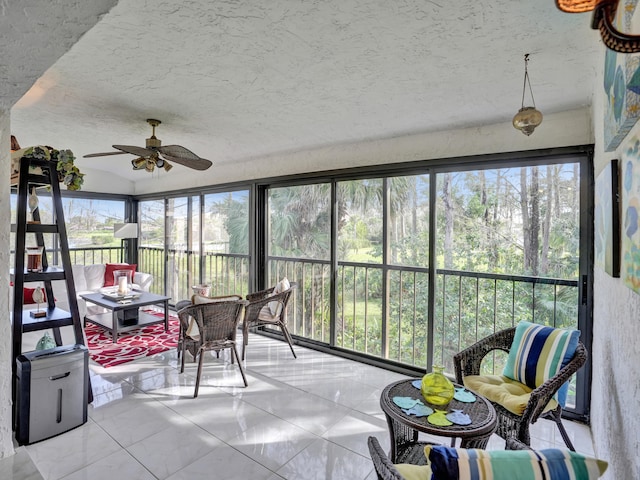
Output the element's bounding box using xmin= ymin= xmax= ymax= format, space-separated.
xmin=603 ymin=2 xmax=640 ymax=151
xmin=621 ymin=135 xmax=640 ymax=293
xmin=595 ymin=159 xmax=621 ymax=277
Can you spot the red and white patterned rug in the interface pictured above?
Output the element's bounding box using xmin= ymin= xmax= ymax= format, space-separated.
xmin=84 ymin=310 xmax=179 ymax=368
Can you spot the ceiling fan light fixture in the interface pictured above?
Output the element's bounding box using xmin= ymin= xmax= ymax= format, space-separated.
xmin=163 ymin=161 xmax=173 ymax=172
xmin=513 ymin=54 xmax=542 ymax=136
xmin=145 ymin=159 xmax=155 ymax=172
xmin=132 ymin=157 xmax=147 ymax=170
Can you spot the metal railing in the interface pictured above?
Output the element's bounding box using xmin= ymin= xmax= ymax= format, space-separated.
xmin=138 ymin=246 xmax=250 ymax=302
xmin=63 ymin=247 xmax=578 ymax=378
xmin=267 ymin=256 xmax=579 ymax=376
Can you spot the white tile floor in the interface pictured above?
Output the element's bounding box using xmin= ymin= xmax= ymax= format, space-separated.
xmin=3 ymin=332 xmax=595 ymax=480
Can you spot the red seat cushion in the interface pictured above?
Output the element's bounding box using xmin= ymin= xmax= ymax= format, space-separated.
xmin=103 ymin=263 xmax=137 ymax=287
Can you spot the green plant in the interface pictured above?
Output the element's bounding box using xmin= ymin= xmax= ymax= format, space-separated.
xmin=18 ymin=145 xmax=85 ymax=191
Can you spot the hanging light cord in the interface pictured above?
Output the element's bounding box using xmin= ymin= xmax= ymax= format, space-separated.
xmin=521 ymin=53 xmax=536 ymax=109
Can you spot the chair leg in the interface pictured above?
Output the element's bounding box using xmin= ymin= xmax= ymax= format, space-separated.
xmin=232 ymin=345 xmax=248 ymax=387
xmin=180 ymin=340 xmax=186 ymax=373
xmin=194 ymin=348 xmax=205 ymax=398
xmin=548 ymin=408 xmax=576 ymax=451
xmin=242 ymin=325 xmax=249 ymax=360
xmin=280 ymin=323 xmax=297 ymax=359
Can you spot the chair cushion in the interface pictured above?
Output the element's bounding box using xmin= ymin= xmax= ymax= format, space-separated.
xmin=103 ymin=263 xmax=137 ymax=287
xmin=268 ymin=277 xmax=290 ymax=315
xmin=502 ymin=321 xmax=580 ymax=407
xmin=425 ymin=444 xmax=607 ymax=480
xmin=258 ymin=304 xmax=279 ymax=321
xmin=394 ymin=463 xmax=432 ymax=480
xmin=463 ymin=375 xmax=558 ymax=416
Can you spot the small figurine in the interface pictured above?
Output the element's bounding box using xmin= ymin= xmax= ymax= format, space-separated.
xmin=28 ymin=187 xmax=39 ymax=223
xmin=30 ymin=286 xmax=46 ymax=318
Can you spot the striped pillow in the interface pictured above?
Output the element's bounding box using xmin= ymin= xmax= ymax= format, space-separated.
xmin=426 ymin=445 xmax=608 ymax=480
xmin=503 ymin=322 xmax=580 ymax=407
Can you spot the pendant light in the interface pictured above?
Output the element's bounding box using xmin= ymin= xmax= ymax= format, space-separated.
xmin=513 ymin=54 xmax=543 ymax=136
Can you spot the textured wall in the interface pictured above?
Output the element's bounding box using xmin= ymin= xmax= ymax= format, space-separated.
xmin=592 ymin=271 xmax=640 ymax=480
xmin=0 ymin=0 xmax=117 ymax=108
xmin=591 ymin=42 xmax=640 ymax=480
xmin=0 ymin=0 xmax=116 ymax=459
xmin=0 ymin=112 xmax=14 ymax=458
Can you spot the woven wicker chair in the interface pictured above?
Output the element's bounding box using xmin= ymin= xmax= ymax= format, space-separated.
xmin=176 ymin=294 xmax=242 ymax=361
xmin=242 ymin=282 xmax=297 ymax=360
xmin=368 ymin=436 xmax=406 ymax=480
xmin=177 ymin=300 xmax=248 ymax=397
xmin=453 ymin=326 xmax=587 ymax=451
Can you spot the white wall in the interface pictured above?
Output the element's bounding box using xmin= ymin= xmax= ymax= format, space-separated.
xmin=131 ymin=107 xmax=594 ymax=195
xmin=591 ymin=45 xmax=640 ymax=480
xmin=0 ymin=0 xmax=117 ymax=459
xmin=0 ymin=113 xmax=15 ymax=458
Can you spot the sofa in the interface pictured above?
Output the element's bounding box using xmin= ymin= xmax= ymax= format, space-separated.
xmin=13 ymin=263 xmax=153 ymax=349
xmin=17 ymin=263 xmax=153 ymax=321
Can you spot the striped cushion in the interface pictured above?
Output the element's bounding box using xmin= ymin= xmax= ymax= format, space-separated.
xmin=502 ymin=322 xmax=580 ymax=407
xmin=426 ymin=445 xmax=608 ymax=480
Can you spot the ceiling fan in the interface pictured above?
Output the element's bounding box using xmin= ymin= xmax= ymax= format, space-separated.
xmin=83 ymin=119 xmax=213 ymax=173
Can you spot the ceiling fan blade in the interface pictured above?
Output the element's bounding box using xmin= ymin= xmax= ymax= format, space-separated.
xmin=157 ymin=145 xmax=212 ymax=170
xmin=83 ymin=151 xmax=129 ymax=158
xmin=160 ymin=153 xmax=213 ymax=171
xmin=112 ymin=144 xmax=155 ymax=157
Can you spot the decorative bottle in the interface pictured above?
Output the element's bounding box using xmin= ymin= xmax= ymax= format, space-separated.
xmin=421 ymin=365 xmax=455 ymax=406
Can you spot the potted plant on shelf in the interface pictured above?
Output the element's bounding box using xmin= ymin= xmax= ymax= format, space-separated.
xmin=10 ymin=144 xmax=85 ymax=191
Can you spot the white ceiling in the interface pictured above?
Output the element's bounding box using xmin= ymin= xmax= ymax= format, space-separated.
xmin=7 ymin=0 xmax=601 ymax=194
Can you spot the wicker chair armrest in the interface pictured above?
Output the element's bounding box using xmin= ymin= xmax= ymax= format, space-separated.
xmin=454 ymin=327 xmax=516 ymax=383
xmin=506 ymin=436 xmax=531 ymax=450
xmin=177 ymin=304 xmax=197 ymax=330
xmin=244 ymin=292 xmax=281 ymax=316
xmin=367 ymin=436 xmax=406 ymax=480
xmin=175 ymin=299 xmax=192 ymax=312
xmin=522 ymin=342 xmax=588 ymax=423
xmin=246 ymin=287 xmax=276 ymax=302
xmin=244 ymin=283 xmax=297 ymax=320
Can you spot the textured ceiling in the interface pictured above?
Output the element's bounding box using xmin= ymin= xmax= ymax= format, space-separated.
xmin=7 ymin=0 xmax=601 ymax=192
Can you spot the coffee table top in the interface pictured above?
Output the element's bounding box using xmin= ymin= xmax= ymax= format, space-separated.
xmin=380 ymin=378 xmax=497 ymax=441
xmin=80 ymin=291 xmax=170 ymax=310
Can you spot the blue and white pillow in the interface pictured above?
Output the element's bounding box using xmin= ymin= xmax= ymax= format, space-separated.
xmin=502 ymin=321 xmax=580 ymax=407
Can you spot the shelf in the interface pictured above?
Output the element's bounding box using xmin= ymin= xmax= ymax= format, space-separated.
xmin=14 ymin=307 xmax=74 ymax=332
xmin=10 ymin=267 xmax=66 ymax=282
xmin=85 ymin=311 xmax=166 ymax=340
xmin=11 ymin=224 xmax=59 ymax=233
xmin=12 ymin=153 xmax=92 ymax=408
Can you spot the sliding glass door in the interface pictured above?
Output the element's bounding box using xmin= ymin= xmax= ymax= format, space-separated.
xmin=262 ymin=152 xmax=590 ymax=419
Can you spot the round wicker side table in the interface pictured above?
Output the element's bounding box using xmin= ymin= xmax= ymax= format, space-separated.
xmin=380 ymin=378 xmax=497 ymax=464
